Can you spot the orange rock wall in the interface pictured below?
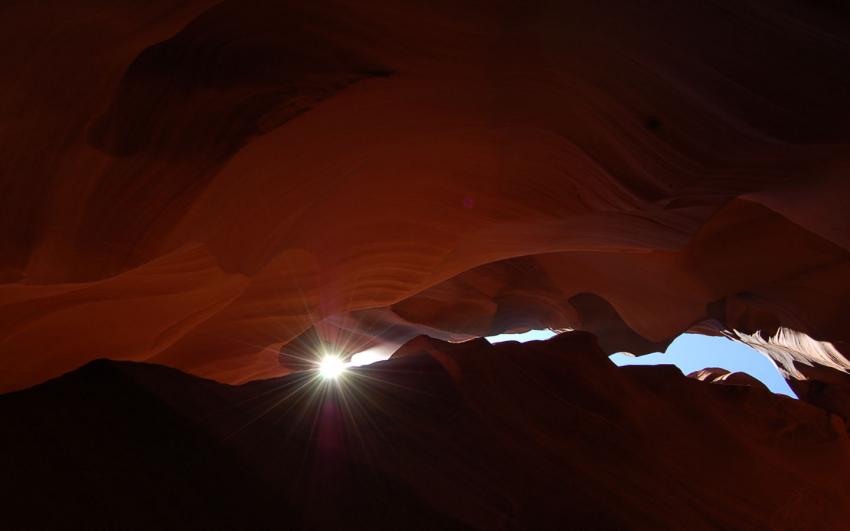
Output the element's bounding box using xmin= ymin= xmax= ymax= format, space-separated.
xmin=1 ymin=0 xmax=849 ymax=391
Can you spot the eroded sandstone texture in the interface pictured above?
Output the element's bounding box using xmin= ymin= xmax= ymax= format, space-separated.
xmin=1 ymin=1 xmax=849 ymax=397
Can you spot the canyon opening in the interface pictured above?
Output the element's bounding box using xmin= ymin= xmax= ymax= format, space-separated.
xmin=2 ymin=1 xmax=850 ymax=530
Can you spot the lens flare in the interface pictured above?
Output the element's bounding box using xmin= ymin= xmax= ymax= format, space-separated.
xmin=318 ymin=355 xmax=346 ymax=379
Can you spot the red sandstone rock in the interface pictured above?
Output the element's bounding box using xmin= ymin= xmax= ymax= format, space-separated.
xmin=1 ymin=0 xmax=849 ymax=394
xmin=687 ymin=367 xmax=769 ymax=391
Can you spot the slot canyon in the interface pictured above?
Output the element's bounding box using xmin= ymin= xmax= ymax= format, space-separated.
xmin=2 ymin=1 xmax=850 ymax=529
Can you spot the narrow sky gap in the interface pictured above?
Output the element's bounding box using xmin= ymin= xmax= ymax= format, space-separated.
xmin=487 ymin=329 xmax=796 ymax=397
xmin=610 ymin=333 xmax=797 ymax=397
xmin=348 ymin=347 xmax=396 ymax=367
xmin=346 ymin=329 xmax=794 ymax=397
xmin=486 ymin=329 xmax=558 ymax=343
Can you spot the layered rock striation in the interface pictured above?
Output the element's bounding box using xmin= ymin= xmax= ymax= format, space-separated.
xmin=1 ymin=0 xmax=849 ymax=393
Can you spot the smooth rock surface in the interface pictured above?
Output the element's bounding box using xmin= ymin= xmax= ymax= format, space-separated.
xmin=1 ymin=0 xmax=849 ymax=395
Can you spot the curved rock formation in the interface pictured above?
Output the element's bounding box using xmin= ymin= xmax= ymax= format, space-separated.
xmin=4 ymin=333 xmax=849 ymax=529
xmin=1 ymin=0 xmax=849 ymax=393
xmin=687 ymin=367 xmax=769 ymax=391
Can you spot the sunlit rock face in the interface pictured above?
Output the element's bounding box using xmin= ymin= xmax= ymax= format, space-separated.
xmin=687 ymin=367 xmax=769 ymax=391
xmin=1 ymin=0 xmax=849 ymax=392
xmin=4 ymin=333 xmax=850 ymax=530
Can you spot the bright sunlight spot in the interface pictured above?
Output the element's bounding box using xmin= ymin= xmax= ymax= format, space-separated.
xmin=319 ymin=355 xmax=346 ymax=380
